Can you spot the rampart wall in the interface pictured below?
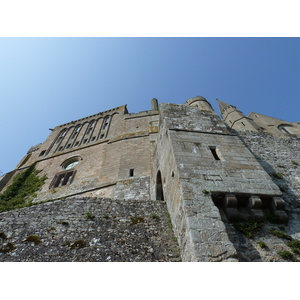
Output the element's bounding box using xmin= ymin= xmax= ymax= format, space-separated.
xmin=0 ymin=197 xmax=180 ymax=262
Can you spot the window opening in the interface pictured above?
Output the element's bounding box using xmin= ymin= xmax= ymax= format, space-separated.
xmin=91 ymin=136 xmax=96 ymax=141
xmin=83 ymin=139 xmax=88 ymax=144
xmin=71 ymin=125 xmax=81 ymax=139
xmin=209 ymin=146 xmax=220 ymax=160
xmin=49 ymin=170 xmax=76 ymax=189
xmin=39 ymin=150 xmax=46 ymax=157
xmin=129 ymin=169 xmax=134 ymax=177
xmin=156 ymin=171 xmax=164 ymax=201
xmin=100 ymin=134 xmax=105 ymax=139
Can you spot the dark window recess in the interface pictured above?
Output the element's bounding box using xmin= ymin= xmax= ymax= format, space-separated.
xmin=100 ymin=134 xmax=105 ymax=139
xmin=129 ymin=169 xmax=134 ymax=177
xmin=49 ymin=170 xmax=76 ymax=189
xmin=39 ymin=150 xmax=46 ymax=157
xmin=66 ymin=144 xmax=71 ymax=149
xmin=91 ymin=136 xmax=96 ymax=141
xmin=58 ymin=146 xmax=63 ymax=152
xmin=209 ymin=146 xmax=220 ymax=160
xmin=75 ymin=141 xmax=80 ymax=146
xmin=83 ymin=139 xmax=88 ymax=144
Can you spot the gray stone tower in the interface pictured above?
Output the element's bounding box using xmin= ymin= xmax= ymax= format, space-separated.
xmin=217 ymin=99 xmax=260 ymax=131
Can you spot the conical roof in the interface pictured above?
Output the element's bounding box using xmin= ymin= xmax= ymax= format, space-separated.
xmin=216 ymin=99 xmax=236 ymax=113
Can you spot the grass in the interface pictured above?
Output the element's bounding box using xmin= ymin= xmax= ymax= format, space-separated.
xmin=286 ymin=239 xmax=300 ymax=255
xmin=233 ymin=218 xmax=263 ymax=238
xmin=24 ymin=235 xmax=42 ymax=245
xmin=258 ymin=241 xmax=268 ymax=249
xmin=269 ymin=229 xmax=293 ymax=240
xmin=272 ymin=172 xmax=284 ymax=179
xmin=278 ymin=250 xmax=298 ymax=262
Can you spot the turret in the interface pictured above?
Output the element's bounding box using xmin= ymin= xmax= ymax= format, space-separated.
xmin=185 ymin=96 xmax=214 ymax=112
xmin=217 ymin=99 xmax=260 ymax=132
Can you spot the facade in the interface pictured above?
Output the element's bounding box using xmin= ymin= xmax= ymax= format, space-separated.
xmin=2 ymin=96 xmax=300 ymax=261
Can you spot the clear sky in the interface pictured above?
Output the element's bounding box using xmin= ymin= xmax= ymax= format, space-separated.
xmin=1 ymin=37 xmax=300 ymax=174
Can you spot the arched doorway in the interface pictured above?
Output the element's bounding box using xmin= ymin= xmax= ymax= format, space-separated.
xmin=156 ymin=171 xmax=164 ymax=201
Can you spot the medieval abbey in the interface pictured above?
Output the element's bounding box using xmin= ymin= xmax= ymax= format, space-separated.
xmin=1 ymin=96 xmax=300 ymax=262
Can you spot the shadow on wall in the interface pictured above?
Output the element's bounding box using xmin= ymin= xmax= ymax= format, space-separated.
xmin=218 ymin=132 xmax=300 ymax=261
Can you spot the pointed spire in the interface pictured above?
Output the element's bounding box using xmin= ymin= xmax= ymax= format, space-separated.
xmin=216 ymin=99 xmax=236 ymax=114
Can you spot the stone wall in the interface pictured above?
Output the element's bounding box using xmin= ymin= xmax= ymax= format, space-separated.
xmin=0 ymin=197 xmax=180 ymax=262
xmin=216 ymin=131 xmax=300 ymax=261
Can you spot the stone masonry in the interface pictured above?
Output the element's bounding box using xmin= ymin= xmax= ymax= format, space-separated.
xmin=2 ymin=96 xmax=300 ymax=261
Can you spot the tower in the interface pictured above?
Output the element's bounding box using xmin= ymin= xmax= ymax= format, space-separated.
xmin=217 ymin=99 xmax=260 ymax=132
xmin=185 ymin=96 xmax=214 ymax=112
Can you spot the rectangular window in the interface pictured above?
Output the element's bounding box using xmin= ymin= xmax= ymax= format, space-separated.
xmin=91 ymin=136 xmax=96 ymax=141
xmin=129 ymin=169 xmax=134 ymax=177
xmin=49 ymin=170 xmax=76 ymax=189
xmin=100 ymin=134 xmax=105 ymax=139
xmin=83 ymin=139 xmax=88 ymax=144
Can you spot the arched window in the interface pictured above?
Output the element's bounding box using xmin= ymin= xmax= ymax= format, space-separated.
xmin=49 ymin=156 xmax=82 ymax=189
xmin=71 ymin=125 xmax=81 ymax=139
xmin=156 ymin=171 xmax=164 ymax=201
xmin=61 ymin=156 xmax=82 ymax=170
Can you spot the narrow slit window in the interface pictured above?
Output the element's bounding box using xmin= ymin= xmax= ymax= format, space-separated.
xmin=209 ymin=146 xmax=221 ymax=160
xmin=129 ymin=169 xmax=134 ymax=177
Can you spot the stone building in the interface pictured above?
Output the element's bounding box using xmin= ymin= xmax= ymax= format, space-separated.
xmin=1 ymin=96 xmax=300 ymax=262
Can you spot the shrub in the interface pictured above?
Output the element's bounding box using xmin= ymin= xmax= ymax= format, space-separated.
xmin=233 ymin=218 xmax=263 ymax=238
xmin=0 ymin=167 xmax=47 ymax=213
xmin=278 ymin=250 xmax=297 ymax=262
xmin=269 ymin=229 xmax=293 ymax=240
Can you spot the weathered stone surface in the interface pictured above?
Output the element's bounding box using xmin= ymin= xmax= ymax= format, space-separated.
xmin=0 ymin=197 xmax=180 ymax=262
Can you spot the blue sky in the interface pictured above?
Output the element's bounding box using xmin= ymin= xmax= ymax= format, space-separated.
xmin=1 ymin=37 xmax=300 ymax=174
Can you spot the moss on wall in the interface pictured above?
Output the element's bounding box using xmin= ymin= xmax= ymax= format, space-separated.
xmin=0 ymin=166 xmax=47 ymax=213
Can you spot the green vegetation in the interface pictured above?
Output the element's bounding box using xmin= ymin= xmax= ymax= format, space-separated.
xmin=269 ymin=229 xmax=293 ymax=240
xmin=0 ymin=232 xmax=7 ymax=239
xmin=233 ymin=218 xmax=263 ymax=238
xmin=0 ymin=242 xmax=15 ymax=253
xmin=286 ymin=239 xmax=300 ymax=255
xmin=258 ymin=241 xmax=268 ymax=249
xmin=202 ymin=189 xmax=210 ymax=195
xmin=150 ymin=212 xmax=159 ymax=220
xmin=272 ymin=172 xmax=284 ymax=179
xmin=131 ymin=217 xmax=144 ymax=224
xmin=0 ymin=167 xmax=47 ymax=213
xmin=24 ymin=235 xmax=42 ymax=245
xmin=70 ymin=240 xmax=87 ymax=249
xmin=85 ymin=211 xmax=95 ymax=220
xmin=278 ymin=250 xmax=298 ymax=262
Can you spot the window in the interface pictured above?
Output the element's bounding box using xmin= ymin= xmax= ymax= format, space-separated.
xmin=103 ymin=116 xmax=110 ymax=129
xmin=39 ymin=150 xmax=46 ymax=157
xmin=91 ymin=136 xmax=96 ymax=141
xmin=129 ymin=169 xmax=134 ymax=177
xmin=71 ymin=125 xmax=81 ymax=139
xmin=49 ymin=170 xmax=76 ymax=189
xmin=61 ymin=156 xmax=82 ymax=170
xmin=100 ymin=134 xmax=105 ymax=139
xmin=278 ymin=124 xmax=292 ymax=135
xmin=86 ymin=121 xmax=96 ymax=134
xmin=209 ymin=146 xmax=223 ymax=161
